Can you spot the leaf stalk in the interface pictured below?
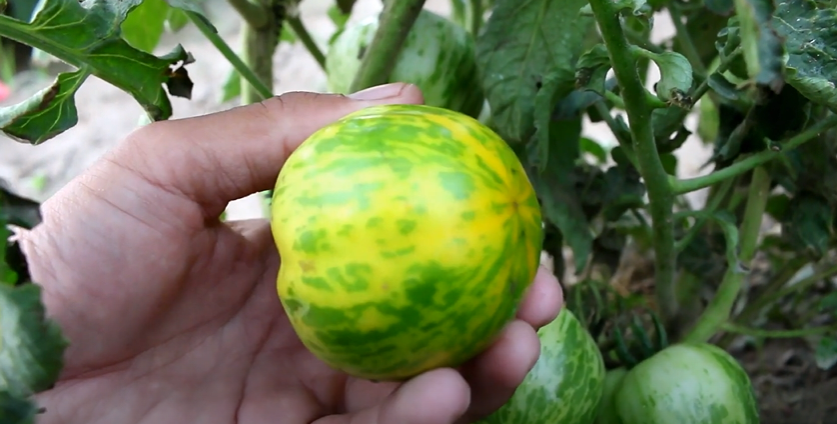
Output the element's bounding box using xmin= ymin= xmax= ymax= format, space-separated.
xmin=287 ymin=15 xmax=326 ymax=70
xmin=671 ymin=114 xmax=837 ymax=194
xmin=187 ymin=11 xmax=273 ymax=100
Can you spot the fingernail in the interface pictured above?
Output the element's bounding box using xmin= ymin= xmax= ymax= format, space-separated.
xmin=347 ymin=83 xmax=405 ymax=100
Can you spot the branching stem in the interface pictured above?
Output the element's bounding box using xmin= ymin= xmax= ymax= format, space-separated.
xmin=683 ymin=166 xmax=771 ymax=343
xmin=588 ymin=0 xmax=678 ymax=323
xmin=672 ymin=114 xmax=837 ymax=194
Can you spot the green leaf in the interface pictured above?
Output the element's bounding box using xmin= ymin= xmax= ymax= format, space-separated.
xmin=326 ymin=4 xmax=351 ymax=45
xmin=575 ymin=44 xmax=611 ymax=97
xmin=450 ymin=0 xmax=468 ymax=27
xmin=0 ymin=183 xmax=41 ymax=230
xmin=780 ymin=192 xmax=834 ymax=260
xmin=220 ymin=68 xmax=241 ymax=103
xmin=815 ymin=336 xmax=837 ymax=370
xmin=773 ymin=0 xmax=837 ymax=111
xmin=0 ymin=0 xmax=194 ymax=144
xmin=765 ymin=192 xmax=790 ymax=222
xmin=710 ymin=84 xmax=810 ymax=167
xmin=598 ymin=165 xmax=647 ymax=221
xmin=0 ymin=394 xmax=39 ymax=424
xmin=0 ymin=70 xmax=89 ymax=144
xmin=165 ymin=0 xmax=214 ymax=31
xmin=580 ymin=137 xmax=608 ymax=164
xmin=532 ymin=69 xmax=578 ymax=172
xmin=819 ymin=292 xmax=837 ymax=317
xmin=676 ymin=210 xmax=739 ymax=281
xmin=705 ymin=0 xmax=734 ymax=15
xmin=651 ymin=106 xmax=692 ymax=153
xmin=0 ymin=390 xmax=39 ymax=424
xmin=0 ymin=283 xmax=68 ymax=397
xmin=0 ymin=184 xmax=41 ymax=287
xmin=120 ymin=0 xmax=170 ymax=53
xmin=166 ymin=7 xmax=190 ymax=32
xmin=660 ymin=152 xmax=677 ymax=175
xmin=732 ymin=0 xmax=785 ymax=89
xmin=0 ymin=225 xmax=16 ymax=286
xmin=707 ymin=73 xmax=748 ymax=104
xmin=527 ymin=68 xmax=592 ymax=274
xmin=633 ymin=47 xmax=694 ymax=108
xmin=280 ymin=22 xmax=297 ymax=43
xmin=475 ymin=0 xmax=594 ymax=144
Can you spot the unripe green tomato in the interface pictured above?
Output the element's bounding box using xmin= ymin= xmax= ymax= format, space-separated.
xmin=613 ymin=342 xmax=759 ymax=424
xmin=476 ymin=308 xmax=607 ymax=424
xmin=594 ymin=367 xmax=628 ymax=424
xmin=325 ymin=9 xmax=485 ymax=119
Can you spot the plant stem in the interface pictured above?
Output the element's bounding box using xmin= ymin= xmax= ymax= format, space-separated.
xmin=682 ymin=166 xmax=771 ymax=343
xmin=721 ymin=322 xmax=837 ymax=338
xmin=187 ymin=11 xmax=273 ymax=100
xmin=604 ymin=91 xmax=626 ymax=109
xmin=469 ymin=0 xmax=483 ymax=35
xmin=287 ymin=15 xmax=326 ymax=70
xmin=738 ymin=167 xmax=770 ymax=261
xmin=227 ymin=0 xmax=269 ymax=29
xmin=588 ymin=0 xmax=678 ymax=323
xmin=593 ymin=101 xmax=639 ymax=169
xmin=348 ymin=0 xmax=426 ymax=93
xmin=238 ymin=0 xmax=281 ymax=104
xmin=672 ymin=114 xmax=837 ymax=194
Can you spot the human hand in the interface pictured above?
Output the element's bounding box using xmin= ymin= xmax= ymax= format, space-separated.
xmin=17 ymin=83 xmax=563 ymax=424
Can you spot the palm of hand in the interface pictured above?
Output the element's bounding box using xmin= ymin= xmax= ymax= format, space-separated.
xmin=20 ymin=89 xmax=561 ymax=424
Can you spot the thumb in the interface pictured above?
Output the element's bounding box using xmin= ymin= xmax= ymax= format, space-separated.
xmin=317 ymin=368 xmax=472 ymax=424
xmin=116 ymin=83 xmax=424 ymax=216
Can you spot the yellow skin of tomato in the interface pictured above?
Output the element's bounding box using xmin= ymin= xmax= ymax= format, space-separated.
xmin=270 ymin=104 xmax=544 ymax=381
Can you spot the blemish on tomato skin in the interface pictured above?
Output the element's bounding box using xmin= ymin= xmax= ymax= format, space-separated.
xmin=299 ymin=260 xmax=316 ymax=272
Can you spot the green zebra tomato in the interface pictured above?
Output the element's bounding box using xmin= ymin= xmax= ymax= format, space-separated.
xmin=270 ymin=104 xmax=543 ymax=382
xmin=325 ymin=9 xmax=485 ymax=119
xmin=477 ymin=308 xmax=606 ymax=424
xmin=594 ymin=367 xmax=628 ymax=424
xmin=613 ymin=342 xmax=760 ymax=424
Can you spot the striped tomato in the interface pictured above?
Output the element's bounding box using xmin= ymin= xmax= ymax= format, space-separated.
xmin=270 ymin=104 xmax=543 ymax=381
xmin=477 ymin=308 xmax=607 ymax=424
xmin=613 ymin=343 xmax=760 ymax=424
